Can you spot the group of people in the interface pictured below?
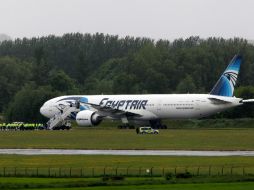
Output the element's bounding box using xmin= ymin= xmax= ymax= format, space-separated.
xmin=0 ymin=122 xmax=46 ymax=131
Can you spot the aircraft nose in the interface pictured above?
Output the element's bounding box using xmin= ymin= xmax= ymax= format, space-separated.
xmin=40 ymin=106 xmax=48 ymax=117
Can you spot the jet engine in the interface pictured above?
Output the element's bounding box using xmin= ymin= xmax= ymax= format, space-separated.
xmin=76 ymin=110 xmax=102 ymax=126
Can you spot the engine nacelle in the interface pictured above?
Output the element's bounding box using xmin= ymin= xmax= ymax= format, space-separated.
xmin=76 ymin=110 xmax=102 ymax=126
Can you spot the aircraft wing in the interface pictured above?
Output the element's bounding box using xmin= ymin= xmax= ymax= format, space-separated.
xmin=81 ymin=102 xmax=142 ymax=118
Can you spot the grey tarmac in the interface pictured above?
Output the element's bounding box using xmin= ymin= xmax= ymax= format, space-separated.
xmin=0 ymin=149 xmax=254 ymax=156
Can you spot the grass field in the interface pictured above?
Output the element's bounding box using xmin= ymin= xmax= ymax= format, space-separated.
xmin=164 ymin=118 xmax=254 ymax=129
xmin=0 ymin=127 xmax=253 ymax=150
xmin=0 ymin=177 xmax=254 ymax=190
xmin=0 ymin=155 xmax=254 ymax=178
xmin=38 ymin=182 xmax=254 ymax=190
xmin=0 ymin=121 xmax=253 ymax=189
xmin=0 ymin=155 xmax=253 ymax=168
xmin=100 ymin=119 xmax=254 ymax=129
xmin=37 ymin=183 xmax=254 ymax=190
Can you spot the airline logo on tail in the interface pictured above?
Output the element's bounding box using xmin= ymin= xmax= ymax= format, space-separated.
xmin=210 ymin=55 xmax=242 ymax=97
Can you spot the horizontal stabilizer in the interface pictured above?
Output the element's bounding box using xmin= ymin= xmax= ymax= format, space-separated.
xmin=208 ymin=97 xmax=232 ymax=104
xmin=242 ymin=99 xmax=254 ymax=103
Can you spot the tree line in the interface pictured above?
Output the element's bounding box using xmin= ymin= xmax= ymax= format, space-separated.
xmin=0 ymin=33 xmax=254 ymax=122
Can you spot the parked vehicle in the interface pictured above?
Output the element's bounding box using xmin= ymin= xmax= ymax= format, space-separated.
xmin=136 ymin=127 xmax=159 ymax=134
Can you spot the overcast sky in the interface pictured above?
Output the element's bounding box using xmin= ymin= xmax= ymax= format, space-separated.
xmin=0 ymin=0 xmax=253 ymax=40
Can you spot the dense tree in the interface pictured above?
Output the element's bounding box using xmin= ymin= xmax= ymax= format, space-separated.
xmin=0 ymin=57 xmax=33 ymax=112
xmin=176 ymin=75 xmax=197 ymax=93
xmin=49 ymin=70 xmax=78 ymax=94
xmin=1 ymin=33 xmax=254 ymax=121
xmin=226 ymin=86 xmax=254 ymax=118
xmin=5 ymin=83 xmax=60 ymax=122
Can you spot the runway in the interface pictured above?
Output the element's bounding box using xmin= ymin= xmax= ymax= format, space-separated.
xmin=0 ymin=149 xmax=254 ymax=156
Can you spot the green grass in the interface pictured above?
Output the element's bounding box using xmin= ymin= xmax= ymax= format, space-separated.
xmin=101 ymin=118 xmax=254 ymax=129
xmin=34 ymin=182 xmax=254 ymax=190
xmin=0 ymin=127 xmax=253 ymax=150
xmin=0 ymin=177 xmax=254 ymax=190
xmin=164 ymin=118 xmax=254 ymax=128
xmin=0 ymin=120 xmax=253 ymax=189
xmin=0 ymin=155 xmax=253 ymax=168
xmin=0 ymin=155 xmax=254 ymax=177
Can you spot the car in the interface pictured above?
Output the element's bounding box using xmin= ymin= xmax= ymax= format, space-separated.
xmin=136 ymin=127 xmax=159 ymax=134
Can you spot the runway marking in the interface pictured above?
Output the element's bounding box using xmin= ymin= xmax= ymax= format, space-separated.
xmin=0 ymin=149 xmax=254 ymax=156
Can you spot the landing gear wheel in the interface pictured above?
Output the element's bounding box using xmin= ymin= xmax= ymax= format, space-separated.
xmin=149 ymin=120 xmax=167 ymax=129
xmin=118 ymin=124 xmax=135 ymax=129
xmin=128 ymin=125 xmax=135 ymax=129
xmin=162 ymin=124 xmax=167 ymax=129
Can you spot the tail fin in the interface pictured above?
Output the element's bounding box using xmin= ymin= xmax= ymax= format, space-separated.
xmin=210 ymin=55 xmax=242 ymax=97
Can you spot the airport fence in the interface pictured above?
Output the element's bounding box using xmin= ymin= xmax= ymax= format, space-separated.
xmin=0 ymin=166 xmax=253 ymax=178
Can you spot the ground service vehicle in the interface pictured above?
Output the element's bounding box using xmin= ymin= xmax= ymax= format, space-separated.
xmin=136 ymin=127 xmax=159 ymax=134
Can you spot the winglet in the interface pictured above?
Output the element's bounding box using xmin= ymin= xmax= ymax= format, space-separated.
xmin=210 ymin=55 xmax=242 ymax=97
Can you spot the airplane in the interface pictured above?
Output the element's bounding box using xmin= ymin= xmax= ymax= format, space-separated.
xmin=40 ymin=55 xmax=254 ymax=129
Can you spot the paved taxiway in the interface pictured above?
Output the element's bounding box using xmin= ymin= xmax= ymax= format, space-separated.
xmin=0 ymin=149 xmax=254 ymax=156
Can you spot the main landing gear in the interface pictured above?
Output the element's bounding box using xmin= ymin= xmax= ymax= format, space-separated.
xmin=117 ymin=124 xmax=135 ymax=129
xmin=149 ymin=120 xmax=167 ymax=129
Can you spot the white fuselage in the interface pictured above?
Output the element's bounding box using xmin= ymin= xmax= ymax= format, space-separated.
xmin=40 ymin=94 xmax=243 ymax=121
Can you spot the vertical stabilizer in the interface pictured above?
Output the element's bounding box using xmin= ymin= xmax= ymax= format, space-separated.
xmin=210 ymin=55 xmax=242 ymax=97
